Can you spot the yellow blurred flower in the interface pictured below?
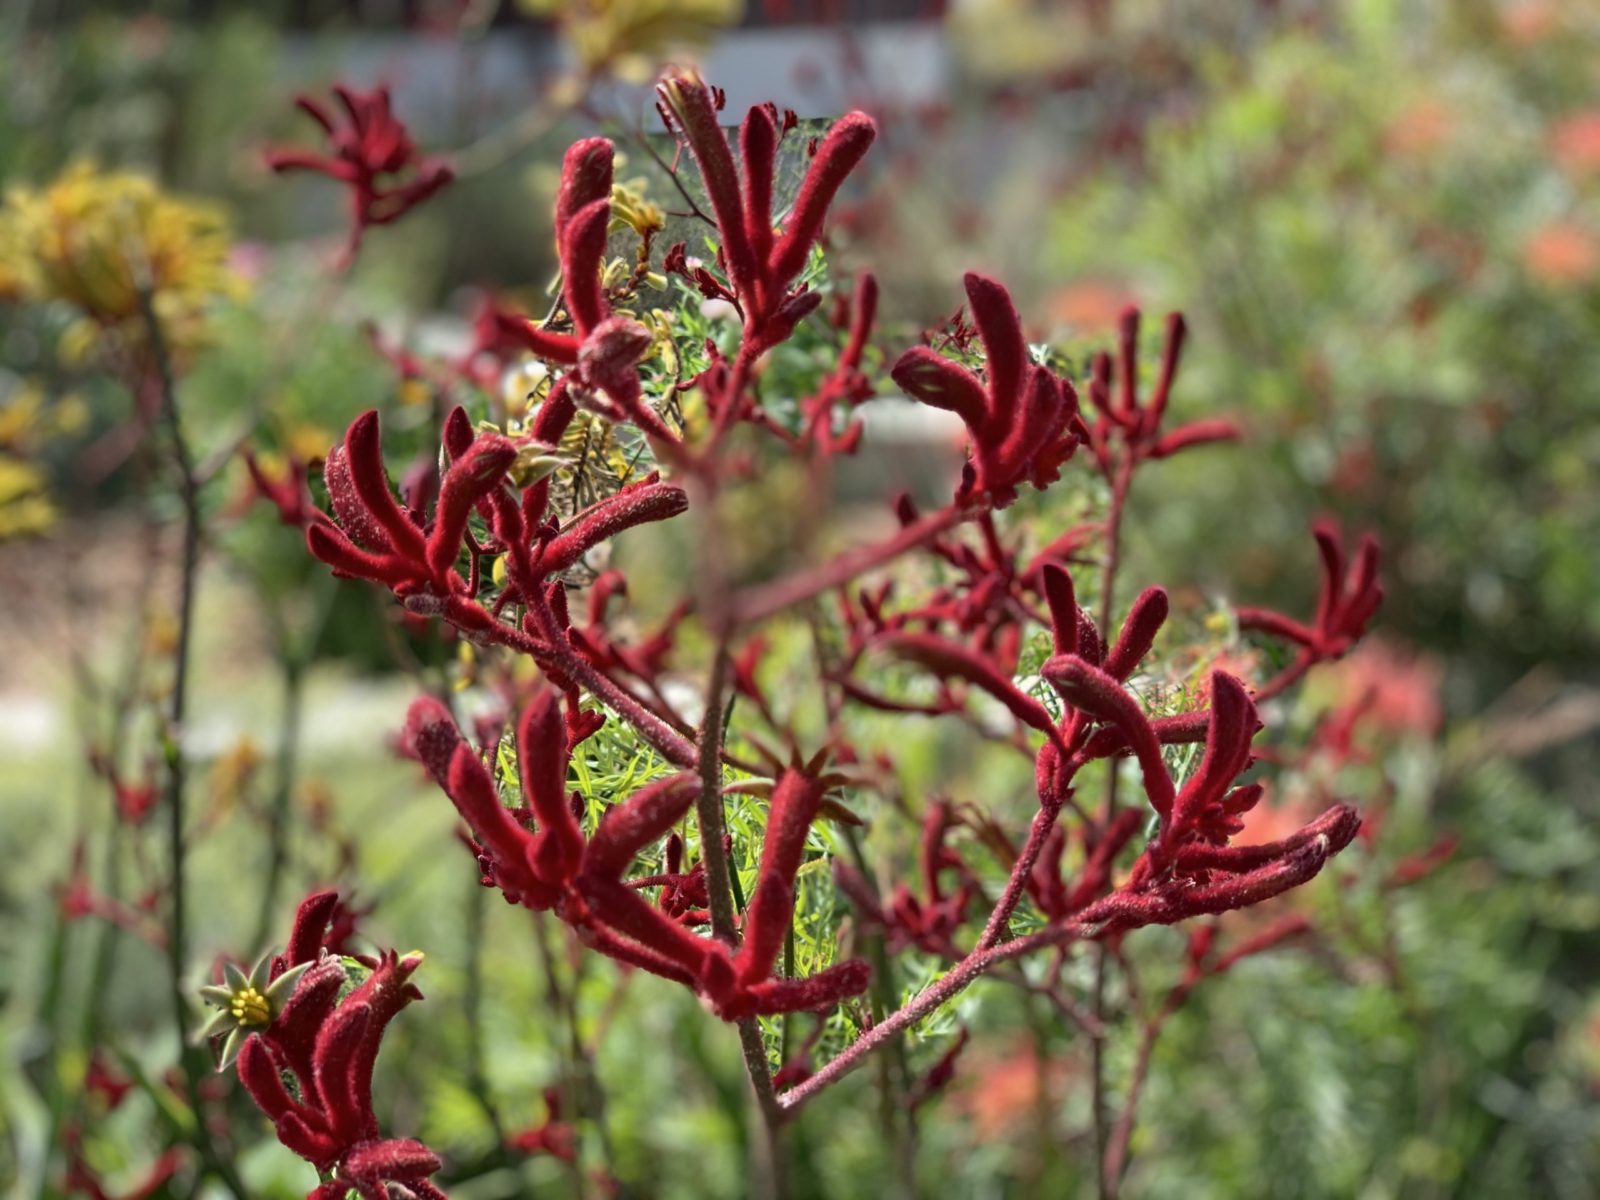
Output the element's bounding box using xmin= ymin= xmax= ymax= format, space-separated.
xmin=609 ymin=178 xmax=665 ymax=240
xmin=284 ymin=420 xmax=338 ymax=466
xmin=518 ymin=0 xmax=741 ymax=77
xmin=210 ymin=736 xmax=263 ymax=816
xmin=0 ymin=162 xmax=244 ymax=359
xmin=0 ymin=382 xmax=88 ymax=452
xmin=0 ymin=454 xmax=56 ymax=540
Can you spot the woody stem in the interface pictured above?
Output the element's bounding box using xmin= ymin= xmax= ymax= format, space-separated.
xmin=777 ymin=922 xmax=1096 ymax=1117
xmin=139 ymin=289 xmax=249 ymax=1200
xmin=1093 ymin=448 xmax=1135 ymax=1200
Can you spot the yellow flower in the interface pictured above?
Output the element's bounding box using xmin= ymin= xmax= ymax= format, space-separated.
xmin=0 ymin=454 xmax=56 ymax=540
xmin=0 ymin=162 xmax=244 ymax=358
xmin=210 ymin=736 xmax=263 ymax=815
xmin=518 ymin=0 xmax=741 ymax=76
xmin=609 ymin=178 xmax=665 ymax=239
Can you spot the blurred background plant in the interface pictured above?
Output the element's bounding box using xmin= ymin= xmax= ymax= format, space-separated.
xmin=1 ymin=1 xmax=1597 ymax=1198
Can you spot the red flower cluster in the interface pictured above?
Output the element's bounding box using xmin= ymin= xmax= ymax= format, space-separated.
xmin=1079 ymin=308 xmax=1241 ymax=471
xmin=834 ymin=800 xmax=979 ymax=957
xmin=869 ymin=553 xmax=1362 ymax=939
xmin=266 ymin=84 xmax=453 ymax=262
xmin=657 ymin=74 xmax=876 ymax=355
xmin=1237 ymin=519 xmax=1385 ymax=696
xmin=264 ymin=72 xmax=1395 ymax=1135
xmin=892 ymin=273 xmax=1087 ymax=506
xmin=408 ymin=693 xmax=870 ymax=1020
xmin=224 ymin=892 xmax=445 ymax=1200
xmin=301 ymin=407 xmax=688 ymax=654
xmin=492 ymin=138 xmax=681 ymax=446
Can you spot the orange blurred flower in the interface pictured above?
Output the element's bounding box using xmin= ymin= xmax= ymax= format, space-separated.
xmin=1550 ymin=110 xmax=1600 ymax=176
xmin=1498 ymin=0 xmax=1560 ymax=46
xmin=1522 ymin=221 xmax=1600 ymax=284
xmin=1048 ymin=278 xmax=1138 ymax=333
xmin=1384 ymin=97 xmax=1456 ymax=158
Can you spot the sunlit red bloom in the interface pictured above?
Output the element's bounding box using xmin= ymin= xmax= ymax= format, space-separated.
xmin=656 ymin=74 xmax=876 ymax=355
xmin=218 ymin=890 xmax=446 ymax=1200
xmin=892 ymin=273 xmax=1086 ymax=506
xmin=408 ymin=696 xmax=871 ymax=1020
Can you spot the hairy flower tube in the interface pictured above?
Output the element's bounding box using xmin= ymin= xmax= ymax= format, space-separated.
xmin=210 ymin=890 xmax=445 ymax=1200
xmin=891 ymin=273 xmax=1087 ymax=506
xmin=656 ymin=73 xmax=877 ymax=355
xmin=407 ymin=693 xmax=871 ymax=1020
xmin=490 ymin=136 xmax=681 ymax=445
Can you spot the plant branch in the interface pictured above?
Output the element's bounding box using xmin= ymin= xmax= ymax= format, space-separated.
xmin=727 ymin=503 xmax=975 ymax=631
xmin=138 ymin=288 xmax=248 ymax=1200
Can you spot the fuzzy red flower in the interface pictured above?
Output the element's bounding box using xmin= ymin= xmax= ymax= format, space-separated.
xmin=266 ymin=84 xmax=453 ymax=263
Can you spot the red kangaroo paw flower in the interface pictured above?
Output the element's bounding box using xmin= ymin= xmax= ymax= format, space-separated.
xmin=1168 ymin=804 xmax=1361 ymax=876
xmin=344 ymin=411 xmax=427 ymax=561
xmin=237 ymin=1036 xmax=311 ymax=1126
xmin=659 ymin=73 xmax=874 ymax=354
xmin=1141 ymin=311 xmax=1187 ymax=436
xmin=740 ymin=104 xmax=780 ymax=269
xmin=1041 ymin=654 xmax=1176 ymax=818
xmin=519 ymin=692 xmax=585 ymax=884
xmin=884 ymin=631 xmax=1060 ymax=739
xmin=219 ymin=892 xmax=445 ymax=1197
xmin=312 ymin=999 xmax=372 ymax=1141
xmin=962 ymin=271 xmax=1027 ymax=427
xmin=1148 ymin=417 xmax=1241 ymax=459
xmin=580 ymin=773 xmax=700 ymax=880
xmin=738 ymin=958 xmax=872 ymax=1016
xmin=1240 ymin=523 xmax=1384 ymax=693
xmin=498 ymin=317 xmax=581 ymax=366
xmin=406 ymin=698 xmax=543 ymax=899
xmin=580 ymin=876 xmax=718 ymax=978
xmin=736 ymin=770 xmax=825 ymax=983
xmin=1164 ymin=671 xmax=1260 ymax=849
xmin=1040 ymin=561 xmax=1081 ymax=656
xmin=1234 ymin=606 xmax=1317 ymax=647
xmin=266 ymin=84 xmax=453 ymax=259
xmin=890 ymin=347 xmax=990 ymax=428
xmin=427 ymin=432 xmax=516 ymax=581
xmin=560 ymin=197 xmax=612 ymax=337
xmin=268 ymin=955 xmax=349 ymax=1082
xmin=769 ymin=111 xmax=877 ymax=287
xmin=1101 ymin=586 xmax=1169 ymax=681
xmin=659 ymin=74 xmax=760 ymax=299
xmin=323 ymin=441 xmax=392 ymax=552
xmin=305 ymin=522 xmax=412 ymax=588
xmin=556 ymin=136 xmax=614 ymax=234
xmin=894 ymin=273 xmax=1082 ymax=505
xmin=284 ymin=890 xmax=341 ymax=968
xmin=538 ymin=481 xmax=689 ymax=575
